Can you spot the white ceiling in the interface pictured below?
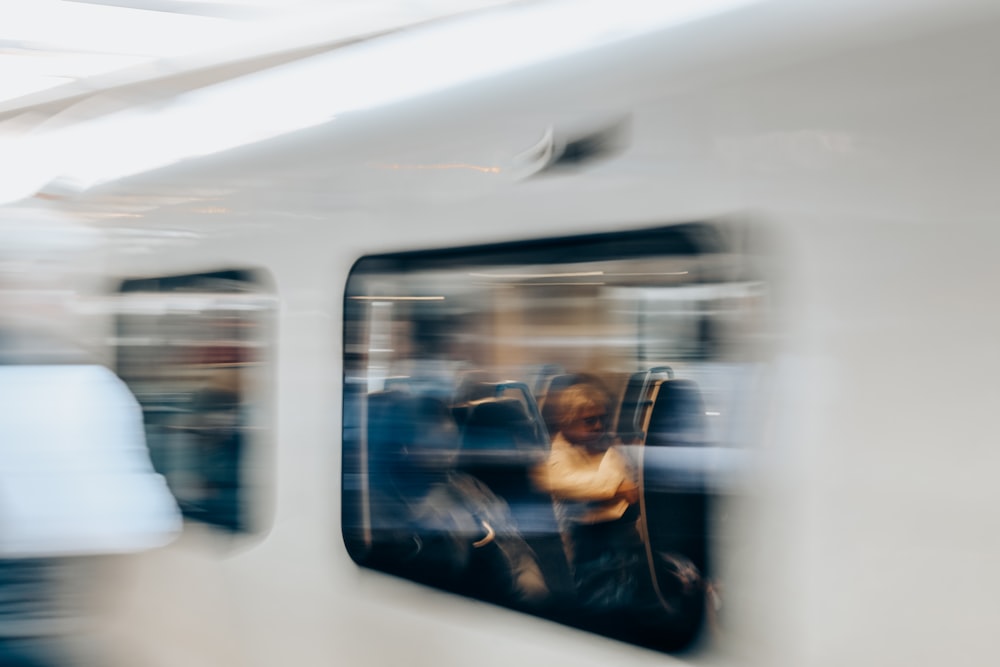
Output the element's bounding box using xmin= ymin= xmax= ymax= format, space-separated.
xmin=0 ymin=0 xmax=519 ymax=108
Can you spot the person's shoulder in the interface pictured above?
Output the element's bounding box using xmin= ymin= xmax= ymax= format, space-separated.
xmin=545 ymin=434 xmax=576 ymax=462
xmin=0 ymin=362 xmax=117 ymax=382
xmin=549 ymin=432 xmax=573 ymax=451
xmin=0 ymin=363 xmax=115 ymax=397
xmin=49 ymin=364 xmax=137 ymax=405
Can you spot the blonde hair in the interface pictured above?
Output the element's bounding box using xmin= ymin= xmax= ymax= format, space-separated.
xmin=554 ymin=383 xmax=611 ymax=433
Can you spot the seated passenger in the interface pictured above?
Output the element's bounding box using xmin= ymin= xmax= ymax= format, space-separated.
xmin=367 ymin=392 xmax=548 ymax=608
xmin=532 ymin=382 xmax=642 ymax=608
xmin=535 ymin=383 xmax=639 ymax=519
xmin=533 ymin=381 xmax=703 ymax=631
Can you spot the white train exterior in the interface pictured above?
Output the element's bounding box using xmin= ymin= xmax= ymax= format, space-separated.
xmin=2 ymin=1 xmax=998 ymax=666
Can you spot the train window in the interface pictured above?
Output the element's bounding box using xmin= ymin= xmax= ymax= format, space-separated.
xmin=343 ymin=222 xmax=774 ymax=653
xmin=113 ymin=269 xmax=275 ymax=536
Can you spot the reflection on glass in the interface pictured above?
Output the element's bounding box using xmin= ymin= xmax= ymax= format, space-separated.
xmin=114 ymin=270 xmax=274 ymax=534
xmin=343 ymin=223 xmax=774 ymax=653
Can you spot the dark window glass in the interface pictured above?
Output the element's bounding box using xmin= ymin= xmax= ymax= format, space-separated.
xmin=114 ymin=269 xmax=275 ymax=535
xmin=343 ymin=222 xmax=774 ymax=653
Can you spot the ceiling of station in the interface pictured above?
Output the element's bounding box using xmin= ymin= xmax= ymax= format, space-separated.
xmin=0 ymin=0 xmax=521 ymax=109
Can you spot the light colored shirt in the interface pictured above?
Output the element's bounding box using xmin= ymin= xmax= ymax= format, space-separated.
xmin=533 ymin=432 xmax=634 ymax=524
xmin=0 ymin=364 xmax=181 ymax=556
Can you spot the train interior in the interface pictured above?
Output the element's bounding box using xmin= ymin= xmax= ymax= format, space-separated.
xmin=341 ymin=222 xmax=773 ymax=652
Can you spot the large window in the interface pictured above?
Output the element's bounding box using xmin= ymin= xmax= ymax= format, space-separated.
xmin=114 ymin=269 xmax=275 ymax=536
xmin=343 ymin=223 xmax=773 ymax=652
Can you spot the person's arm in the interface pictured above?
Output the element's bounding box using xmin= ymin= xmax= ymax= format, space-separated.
xmin=534 ymin=447 xmax=632 ymax=502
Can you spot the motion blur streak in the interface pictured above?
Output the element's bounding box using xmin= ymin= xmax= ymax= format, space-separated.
xmin=0 ymin=218 xmax=181 ymax=666
xmin=0 ymin=0 xmax=759 ymax=205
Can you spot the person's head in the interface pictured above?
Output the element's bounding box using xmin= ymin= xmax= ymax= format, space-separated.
xmin=554 ymin=382 xmax=612 ymax=451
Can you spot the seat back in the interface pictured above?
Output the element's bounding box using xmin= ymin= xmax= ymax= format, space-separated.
xmin=463 ymin=398 xmax=539 ymax=448
xmin=644 ymin=379 xmax=707 ymax=447
xmin=366 ymin=390 xmax=462 ymax=512
xmin=459 ymin=395 xmax=573 ymax=600
xmin=457 ymin=397 xmax=550 ymax=523
xmin=615 ymin=366 xmax=673 ymax=443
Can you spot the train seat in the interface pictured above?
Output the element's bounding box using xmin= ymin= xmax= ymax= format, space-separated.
xmin=644 ymin=379 xmax=707 ymax=448
xmin=457 ymin=396 xmax=574 ymax=601
xmin=457 ymin=397 xmax=548 ymax=510
xmin=613 ymin=367 xmax=674 ymax=444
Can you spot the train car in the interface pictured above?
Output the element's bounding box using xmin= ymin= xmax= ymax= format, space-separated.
xmin=1 ymin=1 xmax=999 ymax=665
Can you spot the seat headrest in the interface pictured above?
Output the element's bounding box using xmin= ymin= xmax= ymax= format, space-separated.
xmin=367 ymin=391 xmax=461 ymax=470
xmin=461 ymin=398 xmax=545 ymax=453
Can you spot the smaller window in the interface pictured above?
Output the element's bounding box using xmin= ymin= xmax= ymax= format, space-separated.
xmin=114 ymin=269 xmax=275 ymax=535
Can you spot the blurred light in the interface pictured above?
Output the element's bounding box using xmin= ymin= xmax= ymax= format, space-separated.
xmin=470 ymin=271 xmax=605 ymax=278
xmin=514 ymin=282 xmax=606 ymax=286
xmin=349 ymin=296 xmax=446 ymax=301
xmin=0 ymin=1 xmax=521 ymax=107
xmin=0 ymin=1 xmax=239 ymax=57
xmin=0 ymin=1 xmax=238 ymax=101
xmin=0 ymin=0 xmax=760 ymax=204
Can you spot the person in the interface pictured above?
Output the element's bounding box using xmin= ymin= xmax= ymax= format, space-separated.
xmin=0 ymin=331 xmax=182 ymax=666
xmin=531 ymin=382 xmax=644 ymax=608
xmin=366 ymin=391 xmax=548 ymax=608
xmin=0 ymin=214 xmax=181 ymax=665
xmin=0 ymin=358 xmax=181 ymax=555
xmin=532 ymin=380 xmax=703 ymax=643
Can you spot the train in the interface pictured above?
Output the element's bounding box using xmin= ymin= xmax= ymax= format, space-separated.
xmin=1 ymin=1 xmax=998 ymax=665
